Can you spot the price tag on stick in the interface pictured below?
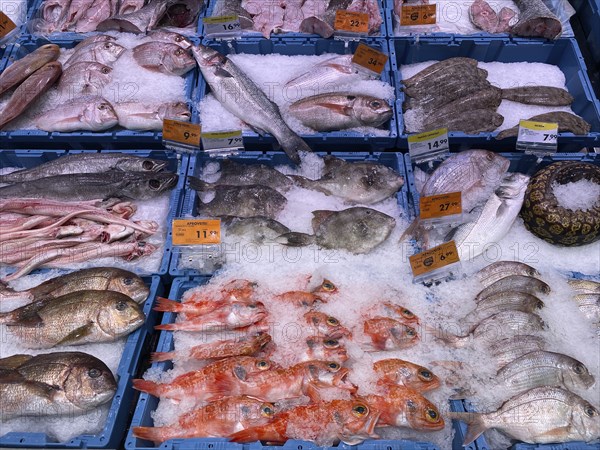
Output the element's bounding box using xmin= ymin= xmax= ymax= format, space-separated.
xmin=352 ymin=43 xmax=388 ymax=77
xmin=399 ymin=4 xmax=437 ymax=26
xmin=163 ymin=119 xmax=201 ymax=153
xmin=419 ymin=191 xmax=462 ymax=223
xmin=201 ymin=130 xmax=244 ymax=156
xmin=408 ymin=128 xmax=449 ymax=163
xmin=516 ymin=120 xmax=558 ymax=155
xmin=203 ymin=15 xmax=242 ymax=39
xmin=172 ymin=219 xmax=221 ymax=246
xmin=334 ymin=9 xmax=369 ymax=36
xmin=409 ymin=240 xmax=460 ymax=282
xmin=0 ymin=12 xmax=16 ymax=39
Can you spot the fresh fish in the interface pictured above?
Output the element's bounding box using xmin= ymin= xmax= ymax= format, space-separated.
xmin=464 ymin=291 xmax=545 ymax=325
xmin=421 ymin=108 xmax=504 ymax=134
xmin=0 ymin=290 xmax=145 ymax=348
xmin=569 ymin=279 xmax=600 ymax=294
xmin=304 ymin=311 xmax=352 ymax=339
xmin=406 ymin=76 xmax=493 ymax=112
xmin=405 ymin=67 xmax=489 ymax=101
xmin=0 ymin=153 xmax=167 ymax=184
xmin=212 ymin=0 xmax=253 ymax=29
xmin=573 ymin=294 xmax=600 ymax=322
xmin=146 ymin=30 xmax=192 ymax=49
xmin=370 ymin=302 xmax=420 ymax=326
xmin=151 ymin=332 xmax=272 ymax=362
xmin=364 ymin=385 xmax=444 ymax=430
xmin=489 ymin=335 xmax=547 ymax=369
xmin=299 ymin=0 xmax=352 ymax=38
xmin=285 ymin=55 xmax=373 ymax=92
xmin=476 ymin=275 xmax=551 ymax=303
xmin=476 ymin=261 xmax=541 ymax=287
xmin=57 ymin=61 xmax=112 ymax=96
xmin=225 ymin=216 xmax=291 ymax=244
xmin=496 ymin=112 xmax=591 ymax=139
xmin=402 ymin=57 xmax=478 ymax=89
xmin=36 ymin=96 xmax=118 ymax=132
xmin=37 ymin=0 xmax=72 ymax=31
xmin=133 ymin=396 xmax=276 ymax=444
xmin=192 ymin=44 xmax=311 ymax=165
xmin=96 ymin=0 xmax=171 ymax=33
xmin=501 ymin=86 xmax=574 ymax=106
xmin=469 ymin=0 xmax=515 ymax=33
xmin=71 ymin=34 xmax=116 ymax=51
xmin=0 ymin=352 xmax=116 ymax=420
xmin=230 ymin=399 xmax=379 ymax=446
xmin=448 ymin=387 xmax=600 ymax=445
xmin=114 ymin=101 xmax=190 ymax=130
xmin=290 ymin=93 xmax=392 ymax=131
xmin=0 ymin=61 xmax=62 ymax=130
xmin=274 ymin=281 xmax=336 ymax=307
xmin=209 ymin=159 xmax=294 ymax=191
xmin=373 ymin=359 xmax=441 ymax=392
xmin=0 ymin=267 xmax=149 ymax=303
xmin=118 ymin=0 xmax=146 ymax=15
xmin=304 ymin=336 xmax=348 ymax=363
xmin=62 ymin=0 xmax=101 ymax=29
xmin=363 ymin=317 xmax=419 ymax=350
xmin=157 ymin=0 xmax=202 ymax=28
xmin=279 ymin=207 xmax=396 ymax=254
xmin=510 ymin=0 xmax=562 ymax=39
xmin=0 ymin=44 xmax=60 ymax=96
xmin=448 ymin=173 xmax=530 ymax=261
xmin=190 ymin=177 xmax=287 ymax=219
xmin=64 ymin=41 xmax=125 ymax=68
xmin=74 ymin=0 xmax=113 ymax=31
xmin=0 ymin=170 xmax=178 ymax=201
xmin=289 ymin=156 xmax=404 ymax=204
xmin=132 ymin=42 xmax=195 ymax=76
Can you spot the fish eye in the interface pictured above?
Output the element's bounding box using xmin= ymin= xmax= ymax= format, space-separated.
xmin=88 ymin=368 xmax=101 ymax=378
xmin=352 ymin=404 xmax=368 ymax=417
xmin=261 ymin=404 xmax=275 ymax=416
xmin=536 ymin=301 xmax=544 ymax=309
xmin=573 ymin=364 xmax=585 ymax=375
xmin=115 ymin=301 xmax=127 ymax=311
xmin=142 ymin=161 xmax=155 ymax=170
xmin=585 ymin=405 xmax=597 ymax=417
xmin=371 ymin=101 xmax=381 ymax=108
xmin=406 ymin=328 xmax=416 ymax=337
xmin=322 ymin=280 xmax=335 ymax=291
xmin=256 ymin=360 xmax=270 ymax=370
xmin=426 ymin=408 xmax=439 ymax=422
xmin=419 ymin=370 xmax=432 ymax=380
xmin=175 ymin=48 xmax=184 ymax=55
xmin=327 ymin=362 xmax=340 ymax=371
xmin=123 ymin=278 xmax=134 ymax=286
xmin=176 ymin=36 xmax=184 ymax=41
xmin=101 ymin=67 xmax=111 ymax=74
xmin=324 ymin=339 xmax=339 ymax=348
xmin=326 ymin=317 xmax=339 ymax=326
xmin=486 ymin=153 xmax=494 ymax=160
xmin=402 ymin=309 xmax=415 ymax=318
xmin=104 ymin=43 xmax=112 ymax=49
xmin=149 ymin=179 xmax=161 ymax=189
xmin=247 ymin=303 xmax=257 ymax=309
xmin=98 ymin=103 xmax=109 ymax=110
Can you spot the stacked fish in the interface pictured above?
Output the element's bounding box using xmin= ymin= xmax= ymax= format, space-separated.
xmin=568 ymin=278 xmax=600 ymax=333
xmin=0 ymin=153 xmax=179 ymax=280
xmin=212 ymin=0 xmax=382 ymax=38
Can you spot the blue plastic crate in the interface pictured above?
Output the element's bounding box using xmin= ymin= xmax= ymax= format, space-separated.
xmin=0 ymin=149 xmax=188 ymax=277
xmin=203 ymin=0 xmax=386 ymax=39
xmin=0 ymin=38 xmax=198 ymax=149
xmin=569 ymin=0 xmax=600 ymax=76
xmin=511 ymin=444 xmax=600 ymax=449
xmin=196 ymin=38 xmax=397 ymax=152
xmin=169 ymin=150 xmax=411 ymax=277
xmin=0 ymin=275 xmax=164 ymax=448
xmin=390 ymin=37 xmax=600 ymax=151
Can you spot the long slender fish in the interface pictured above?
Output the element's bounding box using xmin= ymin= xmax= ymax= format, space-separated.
xmin=476 ymin=275 xmax=551 ymax=302
xmin=476 ymin=261 xmax=541 ymax=287
xmin=0 ymin=44 xmax=60 ymax=96
xmin=496 ymin=112 xmax=591 ymax=139
xmin=501 ymin=86 xmax=573 ymax=106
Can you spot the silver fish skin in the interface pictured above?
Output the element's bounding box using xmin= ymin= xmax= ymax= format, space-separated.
xmin=573 ymin=294 xmax=600 ymax=322
xmin=61 ymin=0 xmax=97 ymax=29
xmin=95 ymin=0 xmax=172 ymax=33
xmin=72 ymin=34 xmax=117 ymax=52
xmin=35 ymin=96 xmax=118 ymax=132
xmin=463 ymin=291 xmax=545 ymax=325
xmin=476 ymin=261 xmax=541 ymax=287
xmin=192 ymin=44 xmax=311 ymax=165
xmin=0 ymin=352 xmax=116 ymax=420
xmin=57 ymin=61 xmax=112 ymax=97
xmin=0 ymin=44 xmax=60 ymax=96
xmin=64 ymin=41 xmax=125 ymax=68
xmin=0 ymin=153 xmax=167 ymax=184
xmin=225 ymin=216 xmax=291 ymax=245
xmin=489 ymin=334 xmax=547 ymax=369
xmin=114 ymin=101 xmax=190 ymax=130
xmin=74 ymin=0 xmax=112 ymax=32
xmin=476 ymin=275 xmax=551 ymax=303
xmin=0 ymin=62 xmax=62 ymax=130
xmin=146 ymin=30 xmax=192 ymax=49
xmin=569 ymin=279 xmax=600 ymax=294
xmin=289 ymin=93 xmax=392 ymax=131
xmin=449 ymin=173 xmax=530 ymax=261
xmin=501 ymin=86 xmax=574 ymax=106
xmin=448 ymin=387 xmax=600 ymax=445
xmin=132 ymin=42 xmax=195 ymax=76
xmin=510 ymin=0 xmax=562 ymax=39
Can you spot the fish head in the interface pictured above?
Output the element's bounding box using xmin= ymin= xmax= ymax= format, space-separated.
xmin=103 ymin=41 xmax=126 ymax=59
xmin=161 ymin=101 xmax=191 ymax=122
xmin=469 ymin=150 xmax=510 ymax=187
xmin=63 ymin=354 xmax=117 ymax=410
xmin=192 ymin=44 xmax=226 ymax=68
xmin=85 ymin=98 xmax=119 ymax=129
xmin=97 ymin=294 xmax=145 ymax=338
xmin=232 ymin=301 xmax=268 ymax=324
xmin=313 ymin=279 xmax=338 ymax=295
xmin=381 ymin=302 xmax=420 ymax=325
xmin=148 ymin=30 xmax=192 ymax=49
xmin=566 ymin=359 xmax=596 ymax=390
xmin=355 ymin=96 xmax=393 ymax=126
xmin=399 ymin=388 xmax=445 ymax=430
xmin=107 ymin=271 xmax=150 ymax=304
xmin=222 ymin=279 xmax=258 ymax=301
xmin=332 ymin=399 xmax=381 ymax=444
xmin=306 ymin=336 xmax=349 ymax=362
xmin=232 ymin=357 xmax=280 ymax=381
xmin=374 ymin=359 xmax=441 ymax=391
xmin=305 ymin=361 xmax=356 ymax=392
xmin=573 ymin=400 xmax=600 ymax=441
xmin=130 ymin=172 xmax=179 ymax=198
xmin=496 ymin=172 xmax=530 ymax=199
xmin=166 ymin=45 xmax=196 ymax=75
xmin=233 ymin=397 xmax=277 ymax=425
xmin=89 ymin=63 xmax=113 ymax=86
xmin=305 ymin=312 xmax=352 ymax=338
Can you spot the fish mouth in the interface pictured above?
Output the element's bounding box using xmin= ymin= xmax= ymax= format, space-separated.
xmin=334 ymin=368 xmax=357 ymax=392
xmin=365 ymin=410 xmax=382 ymax=435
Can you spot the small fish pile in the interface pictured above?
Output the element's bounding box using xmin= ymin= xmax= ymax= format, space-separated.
xmin=568 ymin=278 xmax=600 ymax=333
xmin=211 ymin=0 xmax=382 ymax=38
xmin=31 ymin=0 xmax=203 ymax=34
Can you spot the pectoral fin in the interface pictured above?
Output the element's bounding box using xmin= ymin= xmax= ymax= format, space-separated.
xmin=57 ymin=323 xmax=94 ymax=346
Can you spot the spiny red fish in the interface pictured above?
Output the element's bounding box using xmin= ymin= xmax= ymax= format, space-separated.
xmin=274 ymin=279 xmax=337 ymax=307
xmin=304 ymin=311 xmax=352 ymax=338
xmin=304 ymin=336 xmax=349 ymax=363
xmin=363 ymin=317 xmax=419 ymax=350
xmin=373 ymin=359 xmax=440 ymax=392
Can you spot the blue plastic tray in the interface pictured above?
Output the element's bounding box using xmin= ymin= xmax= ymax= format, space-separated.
xmin=390 ymin=37 xmax=600 ymax=151
xmin=125 ymin=276 xmax=442 ymax=450
xmin=196 ymin=38 xmax=397 ymax=152
xmin=0 ymin=275 xmax=164 ymax=448
xmin=0 ymin=149 xmax=188 ymax=277
xmin=0 ymin=38 xmax=198 ymax=149
xmin=169 ymin=150 xmax=411 ymax=277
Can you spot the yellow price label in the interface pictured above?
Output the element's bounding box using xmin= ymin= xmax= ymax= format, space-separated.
xmin=203 ymin=15 xmax=238 ymax=24
xmin=408 ymin=128 xmax=448 ymax=144
xmin=0 ymin=12 xmax=17 ymax=38
xmin=409 ymin=241 xmax=459 ymax=277
xmin=172 ymin=219 xmax=221 ymax=246
xmin=352 ymin=43 xmax=387 ymax=75
xmin=420 ymin=192 xmax=462 ymax=220
xmin=163 ymin=119 xmax=201 ymax=147
xmin=519 ymin=120 xmax=558 ymax=131
xmin=400 ymin=4 xmax=437 ymax=26
xmin=334 ymin=9 xmax=369 ymax=34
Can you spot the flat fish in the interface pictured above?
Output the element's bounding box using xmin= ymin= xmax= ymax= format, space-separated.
xmin=510 ymin=0 xmax=562 ymax=39
xmin=496 ymin=112 xmax=591 ymax=139
xmin=423 ymin=86 xmax=503 ymax=127
xmin=405 ymin=68 xmax=489 ymax=101
xmin=210 ymin=159 xmax=293 ymax=192
xmin=501 ymin=86 xmax=573 ymax=106
xmin=421 ymin=108 xmax=504 ymax=134
xmin=406 ymin=76 xmax=492 ymax=112
xmin=402 ymin=57 xmax=479 ymax=89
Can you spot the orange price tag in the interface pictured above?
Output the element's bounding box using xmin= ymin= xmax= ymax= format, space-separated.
xmin=419 ymin=192 xmax=462 ymax=220
xmin=352 ymin=43 xmax=388 ymax=75
xmin=400 ymin=4 xmax=436 ymax=26
xmin=334 ymin=9 xmax=369 ymax=34
xmin=0 ymin=12 xmax=17 ymax=38
xmin=409 ymin=241 xmax=460 ymax=278
xmin=172 ymin=219 xmax=221 ymax=246
xmin=163 ymin=119 xmax=201 ymax=147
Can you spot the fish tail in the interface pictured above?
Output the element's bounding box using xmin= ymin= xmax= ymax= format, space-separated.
xmin=188 ymin=176 xmax=213 ymax=192
xmin=398 ymin=217 xmax=420 ymax=243
xmin=133 ymin=426 xmax=173 ymax=444
xmin=447 ymin=412 xmax=487 ymax=446
xmin=154 ymin=323 xmax=180 ymax=331
xmin=229 ymin=425 xmax=282 ymax=443
xmin=278 ymin=132 xmax=311 ymax=165
xmin=276 ymin=232 xmax=316 ymax=247
xmin=132 ymin=379 xmax=163 ymax=397
xmin=153 ymin=297 xmax=184 ymax=313
xmin=150 ymin=352 xmax=174 ymax=363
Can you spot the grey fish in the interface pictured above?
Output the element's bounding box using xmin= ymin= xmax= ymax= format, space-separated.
xmin=209 ymin=160 xmax=293 ymax=192
xmin=402 ymin=57 xmax=479 ymax=89
xmin=299 ymin=0 xmax=352 ymax=38
xmin=476 ymin=261 xmax=541 ymax=287
xmin=189 ymin=177 xmax=287 ymax=219
xmin=403 ymin=62 xmax=483 ymax=100
xmin=114 ymin=101 xmax=190 ymax=131
xmin=57 ymin=61 xmax=113 ymax=96
xmin=192 ymin=44 xmax=311 ymax=165
xmin=132 ymin=42 xmax=195 ymax=76
xmin=64 ymin=41 xmax=125 ymax=68
xmin=496 ymin=112 xmax=591 ymax=139
xmin=501 ymin=86 xmax=573 ymax=106
xmin=225 ymin=216 xmax=291 ymax=244
xmin=0 ymin=267 xmax=149 ymax=304
xmin=476 ymin=275 xmax=551 ymax=303
xmin=0 ymin=171 xmax=178 ymax=201
xmin=489 ymin=335 xmax=547 ymax=369
xmin=0 ymin=352 xmax=116 ymax=420
xmin=463 ymin=291 xmax=545 ymax=325
xmin=404 ymin=67 xmax=488 ymax=101
xmin=0 ymin=44 xmax=60 ymax=96
xmin=0 ymin=62 xmax=62 ymax=130
xmin=0 ymin=290 xmax=145 ymax=348
xmin=96 ymin=0 xmax=171 ymax=33
xmin=289 ymin=155 xmax=404 ymax=204
xmin=569 ymin=279 xmax=600 ymax=294
xmin=573 ymin=294 xmax=600 ymax=322
xmin=289 ymin=93 xmax=392 ymax=131
xmin=421 ymin=108 xmax=504 ymax=134
xmin=0 ymin=153 xmax=167 ymax=183
xmin=510 ymin=0 xmax=562 ymax=39
xmin=71 ymin=34 xmax=117 ymax=52
xmin=146 ymin=30 xmax=192 ymax=49
xmin=211 ymin=0 xmax=253 ymax=29
xmin=36 ymin=96 xmax=118 ymax=132
xmin=448 ymin=387 xmax=600 ymax=445
xmin=284 ymin=55 xmax=373 ymax=92
xmin=278 ymin=207 xmax=396 ymax=254
xmin=406 ymin=75 xmax=492 ymax=112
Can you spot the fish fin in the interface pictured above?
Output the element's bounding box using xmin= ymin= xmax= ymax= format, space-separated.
xmin=247 ymin=124 xmax=269 ymax=136
xmin=188 ymin=176 xmax=213 ymax=192
xmin=277 ymin=132 xmax=311 ymax=165
xmin=133 ymin=426 xmax=169 ymax=445
xmin=288 ymin=174 xmax=317 ymax=190
xmin=311 ymin=209 xmax=336 ymax=228
xmin=3 ymin=311 xmax=44 ymax=327
xmin=315 ymin=102 xmax=354 ymax=116
xmin=205 ymin=373 xmax=235 ymax=400
xmin=153 ymin=297 xmax=183 ymax=313
xmin=229 ymin=426 xmax=280 ymax=444
xmin=215 ymin=67 xmax=234 ymax=78
xmin=150 ymin=352 xmax=173 ymax=363
xmin=304 ymin=381 xmax=323 ymax=402
xmin=132 ymin=379 xmax=163 ymax=397
xmin=56 ymin=323 xmax=94 ymax=346
xmin=398 ymin=217 xmax=420 ymax=243
xmin=412 ymin=166 xmax=429 ymax=194
xmin=446 ymin=412 xmax=487 ymax=446
xmin=276 ymin=232 xmax=316 ymax=247
xmin=0 ymin=354 xmax=33 ymax=370
xmin=0 ymin=369 xmax=25 ymax=383
xmin=154 ymin=323 xmax=179 ymax=331
xmin=0 ymin=281 xmax=29 ymax=302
